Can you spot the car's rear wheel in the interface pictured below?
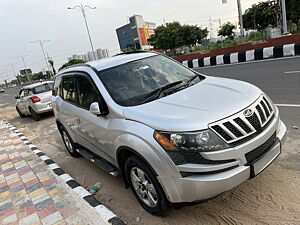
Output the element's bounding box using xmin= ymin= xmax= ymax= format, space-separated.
xmin=125 ymin=155 xmax=169 ymax=216
xmin=59 ymin=127 xmax=80 ymax=157
xmin=29 ymin=108 xmax=41 ymax=121
xmin=16 ymin=107 xmax=25 ymax=118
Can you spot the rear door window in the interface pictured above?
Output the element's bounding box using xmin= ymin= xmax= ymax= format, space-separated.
xmin=62 ymin=77 xmax=76 ymax=103
xmin=32 ymin=83 xmax=53 ymax=94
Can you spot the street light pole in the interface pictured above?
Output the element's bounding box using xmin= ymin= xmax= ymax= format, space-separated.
xmin=31 ymin=39 xmax=52 ymax=73
xmin=237 ymin=0 xmax=244 ymax=37
xmin=280 ymin=0 xmax=288 ymax=34
xmin=68 ymin=4 xmax=96 ymax=60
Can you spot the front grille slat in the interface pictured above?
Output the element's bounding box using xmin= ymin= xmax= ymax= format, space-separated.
xmin=230 ymin=119 xmax=247 ymax=135
xmin=263 ymin=96 xmax=273 ymax=113
xmin=223 ymin=121 xmax=243 ymax=138
xmin=209 ymin=95 xmax=275 ymax=145
xmin=261 ymin=99 xmax=270 ymax=118
xmin=211 ymin=125 xmax=233 ymax=141
xmin=256 ymin=104 xmax=266 ymax=124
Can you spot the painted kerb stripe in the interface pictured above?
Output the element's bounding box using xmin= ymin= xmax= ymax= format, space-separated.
xmin=182 ymin=43 xmax=299 ymax=68
xmin=2 ymin=120 xmax=125 ymax=225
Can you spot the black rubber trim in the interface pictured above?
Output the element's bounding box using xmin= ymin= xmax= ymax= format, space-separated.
xmin=273 ymin=45 xmax=283 ymax=58
xmin=180 ymin=165 xmax=239 ymax=178
xmin=295 ymin=43 xmax=300 ymax=55
xmin=248 ymin=139 xmax=280 ymax=179
xmin=254 ymin=49 xmax=264 ymax=60
xmin=198 ymin=58 xmax=204 ymax=67
xmin=83 ymin=195 xmax=101 ymax=207
xmin=210 ymin=56 xmax=217 ymax=66
xmin=53 ymin=168 xmax=65 ymax=176
xmin=238 ymin=52 xmax=246 ymax=62
xmin=108 ymin=217 xmax=127 ymax=225
xmin=67 ymin=180 xmax=80 ymax=189
xmin=36 ymin=152 xmax=45 ymax=157
xmin=44 ymin=159 xmax=55 ymax=165
xmin=223 ymin=54 xmax=231 ymax=64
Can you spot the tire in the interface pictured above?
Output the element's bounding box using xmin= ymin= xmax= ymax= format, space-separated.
xmin=59 ymin=126 xmax=80 ymax=158
xmin=125 ymin=155 xmax=169 ymax=216
xmin=29 ymin=108 xmax=41 ymax=121
xmin=16 ymin=107 xmax=25 ymax=118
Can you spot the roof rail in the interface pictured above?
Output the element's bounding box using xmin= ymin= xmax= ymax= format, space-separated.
xmin=114 ymin=50 xmax=154 ymax=56
xmin=58 ymin=63 xmax=91 ymax=72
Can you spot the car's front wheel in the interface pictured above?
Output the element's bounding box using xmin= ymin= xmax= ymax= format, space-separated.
xmin=125 ymin=155 xmax=169 ymax=216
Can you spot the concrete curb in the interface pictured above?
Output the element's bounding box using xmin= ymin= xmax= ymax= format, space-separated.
xmin=1 ymin=120 xmax=125 ymax=225
xmin=182 ymin=43 xmax=300 ymax=68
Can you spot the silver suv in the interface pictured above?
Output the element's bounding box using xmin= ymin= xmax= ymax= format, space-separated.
xmin=52 ymin=52 xmax=286 ymax=215
xmin=16 ymin=81 xmax=54 ymax=121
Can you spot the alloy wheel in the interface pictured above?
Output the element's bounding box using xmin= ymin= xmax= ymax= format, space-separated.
xmin=62 ymin=131 xmax=73 ymax=153
xmin=130 ymin=167 xmax=158 ymax=208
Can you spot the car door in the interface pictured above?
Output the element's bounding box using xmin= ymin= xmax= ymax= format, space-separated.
xmin=72 ymin=73 xmax=112 ymax=162
xmin=59 ymin=75 xmax=79 ymax=142
xmin=18 ymin=89 xmax=30 ymax=115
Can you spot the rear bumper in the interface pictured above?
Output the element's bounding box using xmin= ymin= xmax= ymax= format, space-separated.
xmin=31 ymin=101 xmax=53 ymax=114
xmin=158 ymin=120 xmax=286 ymax=203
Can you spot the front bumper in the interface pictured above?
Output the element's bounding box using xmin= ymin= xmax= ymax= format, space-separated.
xmin=158 ymin=119 xmax=286 ymax=203
xmin=31 ymin=101 xmax=53 ymax=114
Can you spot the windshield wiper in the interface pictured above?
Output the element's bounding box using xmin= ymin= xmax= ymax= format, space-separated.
xmin=142 ymin=80 xmax=183 ymax=103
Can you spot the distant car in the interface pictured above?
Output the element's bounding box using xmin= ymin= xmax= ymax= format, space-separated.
xmin=0 ymin=88 xmax=4 ymax=93
xmin=15 ymin=81 xmax=54 ymax=121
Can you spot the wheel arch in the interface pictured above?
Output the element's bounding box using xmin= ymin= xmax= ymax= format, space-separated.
xmin=116 ymin=146 xmax=158 ymax=188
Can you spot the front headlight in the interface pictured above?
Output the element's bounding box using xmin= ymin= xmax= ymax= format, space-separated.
xmin=154 ymin=129 xmax=229 ymax=152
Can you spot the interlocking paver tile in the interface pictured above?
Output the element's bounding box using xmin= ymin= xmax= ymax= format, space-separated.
xmin=0 ymin=123 xmax=107 ymax=225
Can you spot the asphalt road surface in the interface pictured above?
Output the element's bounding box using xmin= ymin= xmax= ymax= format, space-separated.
xmin=0 ymin=56 xmax=299 ymax=225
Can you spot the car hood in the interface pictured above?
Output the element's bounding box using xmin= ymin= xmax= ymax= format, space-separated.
xmin=123 ymin=76 xmax=262 ymax=132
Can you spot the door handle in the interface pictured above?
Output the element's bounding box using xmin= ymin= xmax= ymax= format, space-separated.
xmin=75 ymin=115 xmax=81 ymax=124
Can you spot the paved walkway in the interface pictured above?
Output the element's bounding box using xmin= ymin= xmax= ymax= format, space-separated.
xmin=0 ymin=122 xmax=107 ymax=225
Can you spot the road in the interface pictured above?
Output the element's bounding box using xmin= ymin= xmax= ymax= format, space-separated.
xmin=0 ymin=57 xmax=299 ymax=225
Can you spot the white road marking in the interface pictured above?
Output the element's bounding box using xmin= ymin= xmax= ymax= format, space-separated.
xmin=284 ymin=71 xmax=300 ymax=74
xmin=275 ymin=104 xmax=300 ymax=108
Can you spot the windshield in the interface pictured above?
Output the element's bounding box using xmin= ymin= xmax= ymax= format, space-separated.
xmin=31 ymin=83 xmax=53 ymax=94
xmin=98 ymin=55 xmax=201 ymax=106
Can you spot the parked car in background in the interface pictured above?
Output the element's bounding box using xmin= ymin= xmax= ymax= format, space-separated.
xmin=0 ymin=88 xmax=4 ymax=93
xmin=52 ymin=51 xmax=286 ymax=216
xmin=15 ymin=81 xmax=54 ymax=121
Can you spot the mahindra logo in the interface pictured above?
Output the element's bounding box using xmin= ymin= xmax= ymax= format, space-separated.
xmin=243 ymin=109 xmax=254 ymax=117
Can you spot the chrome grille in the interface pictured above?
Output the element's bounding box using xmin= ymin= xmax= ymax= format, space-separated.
xmin=209 ymin=95 xmax=274 ymax=144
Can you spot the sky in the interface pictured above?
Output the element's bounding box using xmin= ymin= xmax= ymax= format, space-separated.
xmin=0 ymin=0 xmax=262 ymax=84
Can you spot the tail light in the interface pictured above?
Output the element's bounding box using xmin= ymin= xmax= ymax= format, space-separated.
xmin=30 ymin=96 xmax=41 ymax=103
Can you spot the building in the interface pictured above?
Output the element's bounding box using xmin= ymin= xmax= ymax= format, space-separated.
xmin=116 ymin=15 xmax=156 ymax=52
xmin=68 ymin=48 xmax=110 ymax=62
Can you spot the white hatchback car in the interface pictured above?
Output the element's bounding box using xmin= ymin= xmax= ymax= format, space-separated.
xmin=15 ymin=81 xmax=54 ymax=121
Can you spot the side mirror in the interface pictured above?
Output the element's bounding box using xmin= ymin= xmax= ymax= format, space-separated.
xmin=15 ymin=96 xmax=20 ymax=99
xmin=89 ymin=102 xmax=109 ymax=116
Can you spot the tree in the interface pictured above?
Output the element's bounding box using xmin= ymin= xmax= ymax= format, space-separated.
xmin=28 ymin=71 xmax=51 ymax=81
xmin=148 ymin=22 xmax=208 ymax=50
xmin=243 ymin=1 xmax=280 ymax=31
xmin=218 ymin=22 xmax=236 ymax=40
xmin=286 ymin=0 xmax=300 ymax=24
xmin=59 ymin=59 xmax=86 ymax=71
